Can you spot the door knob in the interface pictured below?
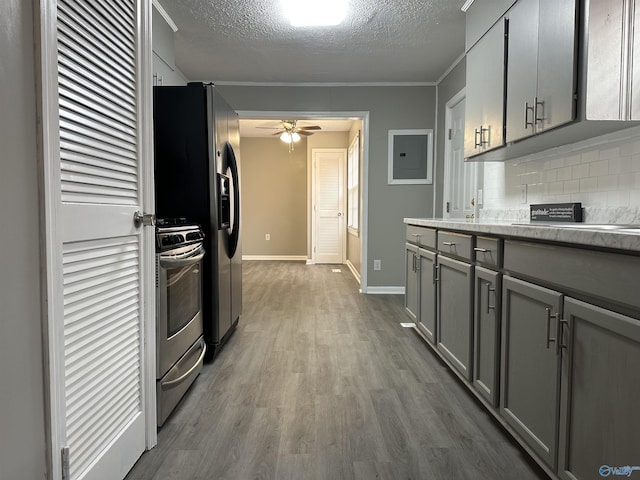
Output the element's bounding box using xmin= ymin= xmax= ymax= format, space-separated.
xmin=134 ymin=211 xmax=156 ymax=228
xmin=338 ymin=212 xmax=342 ymax=216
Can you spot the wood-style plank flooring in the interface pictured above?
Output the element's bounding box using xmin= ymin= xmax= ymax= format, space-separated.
xmin=126 ymin=261 xmax=547 ymax=480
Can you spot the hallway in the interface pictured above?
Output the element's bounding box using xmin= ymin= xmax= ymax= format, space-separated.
xmin=126 ymin=261 xmax=546 ymax=479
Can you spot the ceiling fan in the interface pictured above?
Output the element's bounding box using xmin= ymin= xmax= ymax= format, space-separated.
xmin=258 ymin=120 xmax=321 ymax=150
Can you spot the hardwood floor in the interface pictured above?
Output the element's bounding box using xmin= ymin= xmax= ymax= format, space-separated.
xmin=126 ymin=261 xmax=547 ymax=480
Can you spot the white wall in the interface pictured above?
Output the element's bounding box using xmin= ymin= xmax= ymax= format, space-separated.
xmin=482 ymin=125 xmax=640 ymax=223
xmin=0 ymin=1 xmax=48 ymax=479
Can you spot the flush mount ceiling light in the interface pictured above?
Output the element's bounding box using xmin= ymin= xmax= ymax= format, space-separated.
xmin=281 ymin=0 xmax=348 ymax=27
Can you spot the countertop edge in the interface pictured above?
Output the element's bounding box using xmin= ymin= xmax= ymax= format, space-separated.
xmin=403 ymin=218 xmax=640 ymax=253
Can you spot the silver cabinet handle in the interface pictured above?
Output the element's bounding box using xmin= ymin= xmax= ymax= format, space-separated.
xmin=486 ymin=283 xmax=496 ymax=314
xmin=556 ymin=317 xmax=568 ymax=355
xmin=412 ymin=233 xmax=422 ymax=238
xmin=474 ymin=127 xmax=481 ymax=148
xmin=442 ymin=242 xmax=455 ymax=246
xmin=474 ymin=247 xmax=489 ymax=253
xmin=434 ymin=265 xmax=440 ymax=282
xmin=525 ymin=101 xmax=534 ymax=129
xmin=535 ymin=97 xmax=544 ymax=125
xmin=545 ymin=307 xmax=558 ymax=349
xmin=432 ymin=263 xmax=437 ymax=284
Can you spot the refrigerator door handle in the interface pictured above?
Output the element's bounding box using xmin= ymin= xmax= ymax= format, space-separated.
xmin=226 ymin=141 xmax=241 ymax=258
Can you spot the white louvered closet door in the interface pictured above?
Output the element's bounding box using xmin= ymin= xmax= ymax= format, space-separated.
xmin=313 ymin=149 xmax=346 ymax=264
xmin=42 ymin=0 xmax=153 ymax=479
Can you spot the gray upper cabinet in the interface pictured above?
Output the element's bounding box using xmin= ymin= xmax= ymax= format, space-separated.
xmin=464 ymin=20 xmax=506 ymax=158
xmin=587 ymin=0 xmax=640 ymax=120
xmin=501 ymin=276 xmax=562 ymax=470
xmin=505 ymin=0 xmax=577 ymax=143
xmin=558 ymin=298 xmax=640 ymax=480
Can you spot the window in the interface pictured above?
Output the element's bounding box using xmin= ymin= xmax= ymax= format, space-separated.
xmin=388 ymin=129 xmax=433 ymax=185
xmin=347 ymin=132 xmax=360 ymax=234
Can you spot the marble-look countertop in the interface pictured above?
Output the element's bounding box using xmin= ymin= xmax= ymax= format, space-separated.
xmin=403 ymin=218 xmax=640 ymax=253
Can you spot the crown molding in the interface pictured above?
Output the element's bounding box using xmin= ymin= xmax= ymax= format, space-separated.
xmin=152 ymin=0 xmax=178 ymax=32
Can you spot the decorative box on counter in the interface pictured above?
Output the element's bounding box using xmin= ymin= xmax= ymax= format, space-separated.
xmin=530 ymin=203 xmax=583 ymax=223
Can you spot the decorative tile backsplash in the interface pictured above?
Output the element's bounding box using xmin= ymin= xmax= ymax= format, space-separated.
xmin=481 ymin=125 xmax=640 ymax=223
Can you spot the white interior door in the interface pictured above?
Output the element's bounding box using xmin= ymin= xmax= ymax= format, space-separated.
xmin=443 ymin=91 xmax=478 ymax=219
xmin=313 ymin=149 xmax=346 ymax=264
xmin=40 ymin=1 xmax=154 ymax=479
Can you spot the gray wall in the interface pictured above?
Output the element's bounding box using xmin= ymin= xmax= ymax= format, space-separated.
xmin=217 ymin=85 xmax=436 ymax=288
xmin=241 ymin=137 xmax=308 ymax=256
xmin=435 ymin=58 xmax=467 ymax=217
xmin=0 ymin=1 xmax=47 ymax=479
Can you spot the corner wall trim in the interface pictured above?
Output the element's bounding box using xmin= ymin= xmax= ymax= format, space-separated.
xmin=242 ymin=255 xmax=308 ymax=262
xmin=364 ymin=286 xmax=405 ymax=295
xmin=345 ymin=260 xmax=361 ymax=284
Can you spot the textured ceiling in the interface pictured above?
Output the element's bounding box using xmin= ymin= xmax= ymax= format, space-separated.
xmin=157 ymin=0 xmax=467 ymax=83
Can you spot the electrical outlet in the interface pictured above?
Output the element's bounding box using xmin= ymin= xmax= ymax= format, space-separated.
xmin=373 ymin=259 xmax=381 ymax=271
xmin=520 ymin=184 xmax=528 ymax=204
xmin=265 ymin=233 xmax=270 ymax=240
xmin=477 ymin=189 xmax=483 ymax=205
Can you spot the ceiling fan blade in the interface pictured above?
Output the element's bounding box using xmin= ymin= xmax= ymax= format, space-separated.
xmin=297 ymin=125 xmax=321 ymax=130
xmin=256 ymin=126 xmax=283 ymax=129
xmin=297 ymin=130 xmax=314 ymax=136
xmin=272 ymin=131 xmax=284 ymax=136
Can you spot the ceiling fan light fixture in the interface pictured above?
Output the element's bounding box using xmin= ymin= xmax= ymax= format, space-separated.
xmin=280 ymin=131 xmax=293 ymax=143
xmin=282 ymin=0 xmax=348 ymax=27
xmin=280 ymin=131 xmax=302 ymax=143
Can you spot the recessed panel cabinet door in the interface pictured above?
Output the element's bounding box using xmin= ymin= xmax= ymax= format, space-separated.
xmin=473 ymin=267 xmax=501 ymax=407
xmin=501 ymin=276 xmax=562 ymax=470
xmin=437 ymin=255 xmax=473 ymax=380
xmin=418 ymin=249 xmax=437 ymax=344
xmin=535 ymin=0 xmax=577 ymax=132
xmin=405 ymin=243 xmax=419 ymax=322
xmin=464 ymin=20 xmax=506 ymax=158
xmin=558 ymin=298 xmax=640 ymax=480
xmin=505 ymin=0 xmax=539 ymax=143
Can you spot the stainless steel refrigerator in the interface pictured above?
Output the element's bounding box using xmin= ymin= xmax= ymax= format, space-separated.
xmin=153 ymin=82 xmax=242 ymax=359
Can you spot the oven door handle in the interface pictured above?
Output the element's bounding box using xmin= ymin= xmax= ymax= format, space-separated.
xmin=160 ymin=341 xmax=207 ymax=391
xmin=159 ymin=247 xmax=205 ymax=269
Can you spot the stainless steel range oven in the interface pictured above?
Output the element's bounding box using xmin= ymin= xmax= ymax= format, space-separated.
xmin=156 ymin=219 xmax=206 ymax=426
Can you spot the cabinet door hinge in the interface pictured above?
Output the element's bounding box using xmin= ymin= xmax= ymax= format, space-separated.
xmin=448 ymin=128 xmax=452 ymax=140
xmin=61 ymin=446 xmax=70 ymax=480
xmin=446 ymin=201 xmax=450 ymax=213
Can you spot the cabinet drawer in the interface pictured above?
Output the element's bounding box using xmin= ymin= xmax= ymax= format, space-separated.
xmin=474 ymin=236 xmax=502 ymax=268
xmin=406 ymin=225 xmax=436 ymax=249
xmin=438 ymin=231 xmax=473 ymax=260
xmin=504 ymin=240 xmax=640 ymax=311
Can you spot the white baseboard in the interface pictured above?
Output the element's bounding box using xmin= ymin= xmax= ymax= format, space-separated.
xmin=242 ymin=255 xmax=308 ymax=261
xmin=364 ymin=286 xmax=405 ymax=295
xmin=345 ymin=260 xmax=361 ymax=284
xmin=306 ymin=259 xmax=314 ymax=265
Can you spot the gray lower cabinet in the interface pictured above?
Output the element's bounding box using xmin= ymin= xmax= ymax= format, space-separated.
xmin=473 ymin=266 xmax=501 ymax=407
xmin=437 ymin=255 xmax=473 ymax=380
xmin=405 ymin=243 xmax=419 ymax=322
xmin=558 ymin=297 xmax=640 ymax=480
xmin=418 ymin=248 xmax=437 ymax=344
xmin=501 ymin=275 xmax=562 ymax=470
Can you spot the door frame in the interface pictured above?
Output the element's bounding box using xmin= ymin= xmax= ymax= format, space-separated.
xmin=236 ymin=110 xmax=371 ymax=290
xmin=442 ymin=88 xmax=479 ymax=219
xmin=35 ymin=1 xmax=157 ymax=478
xmin=311 ymin=148 xmax=348 ymax=265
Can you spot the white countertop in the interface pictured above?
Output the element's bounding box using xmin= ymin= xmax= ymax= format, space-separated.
xmin=403 ymin=218 xmax=640 ymax=253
